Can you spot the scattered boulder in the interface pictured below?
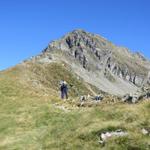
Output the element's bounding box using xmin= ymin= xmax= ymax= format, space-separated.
xmin=80 ymin=94 xmax=90 ymax=101
xmin=122 ymin=94 xmax=132 ymax=102
xmin=99 ymin=129 xmax=128 ymax=144
xmin=92 ymin=95 xmax=103 ymax=101
xmin=80 ymin=95 xmax=86 ymax=101
xmin=80 ymin=94 xmax=103 ymax=102
xmin=141 ymin=128 xmax=150 ymax=136
xmin=122 ymin=87 xmax=150 ymax=103
xmin=78 ymin=94 xmax=104 ymax=107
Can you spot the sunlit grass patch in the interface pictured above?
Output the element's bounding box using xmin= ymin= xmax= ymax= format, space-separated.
xmin=0 ymin=63 xmax=150 ymax=149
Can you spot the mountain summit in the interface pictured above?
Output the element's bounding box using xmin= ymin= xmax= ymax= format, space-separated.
xmin=28 ymin=29 xmax=150 ymax=96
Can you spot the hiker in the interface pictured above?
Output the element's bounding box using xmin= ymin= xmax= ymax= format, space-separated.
xmin=60 ymin=80 xmax=68 ymax=99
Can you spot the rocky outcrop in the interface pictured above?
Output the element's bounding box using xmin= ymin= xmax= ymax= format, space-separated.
xmin=122 ymin=87 xmax=150 ymax=103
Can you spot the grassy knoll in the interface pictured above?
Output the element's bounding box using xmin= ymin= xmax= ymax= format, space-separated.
xmin=0 ymin=63 xmax=149 ymax=150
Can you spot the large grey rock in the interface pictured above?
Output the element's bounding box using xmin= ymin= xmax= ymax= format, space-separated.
xmin=99 ymin=129 xmax=128 ymax=144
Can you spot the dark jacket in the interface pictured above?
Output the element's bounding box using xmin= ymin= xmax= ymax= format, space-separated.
xmin=60 ymin=83 xmax=68 ymax=92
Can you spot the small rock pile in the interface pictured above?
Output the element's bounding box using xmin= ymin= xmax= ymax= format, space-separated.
xmin=80 ymin=94 xmax=103 ymax=102
xmin=77 ymin=94 xmax=104 ymax=107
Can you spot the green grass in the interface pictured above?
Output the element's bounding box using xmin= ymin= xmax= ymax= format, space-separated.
xmin=0 ymin=63 xmax=150 ymax=149
xmin=23 ymin=62 xmax=95 ymax=97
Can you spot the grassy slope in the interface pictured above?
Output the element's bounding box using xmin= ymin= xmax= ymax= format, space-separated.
xmin=0 ymin=63 xmax=150 ymax=150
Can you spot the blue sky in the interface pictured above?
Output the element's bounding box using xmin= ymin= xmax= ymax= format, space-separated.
xmin=0 ymin=0 xmax=150 ymax=70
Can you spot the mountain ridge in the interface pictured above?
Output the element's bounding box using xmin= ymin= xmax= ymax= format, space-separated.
xmin=26 ymin=29 xmax=150 ymax=96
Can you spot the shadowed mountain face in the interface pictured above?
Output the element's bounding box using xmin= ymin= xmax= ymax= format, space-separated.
xmin=28 ymin=29 xmax=150 ymax=96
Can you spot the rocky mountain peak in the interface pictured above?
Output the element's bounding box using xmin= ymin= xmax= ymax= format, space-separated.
xmin=71 ymin=29 xmax=92 ymax=35
xmin=33 ymin=29 xmax=150 ymax=96
xmin=47 ymin=29 xmax=108 ymax=52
